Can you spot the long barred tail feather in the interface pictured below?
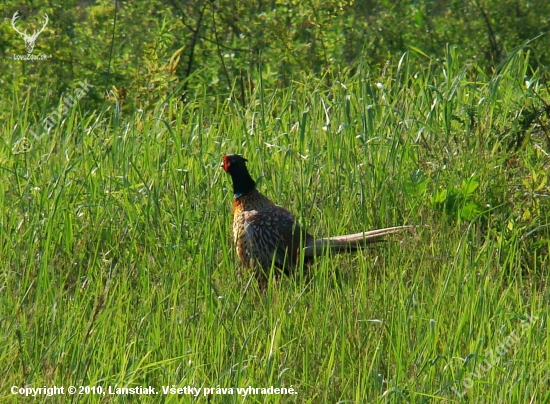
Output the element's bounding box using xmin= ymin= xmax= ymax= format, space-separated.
xmin=303 ymin=225 xmax=415 ymax=257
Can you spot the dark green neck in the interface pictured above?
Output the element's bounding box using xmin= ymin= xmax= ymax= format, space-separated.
xmin=231 ymin=169 xmax=256 ymax=198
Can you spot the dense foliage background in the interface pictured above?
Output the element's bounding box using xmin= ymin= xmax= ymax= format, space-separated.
xmin=2 ymin=0 xmax=549 ymax=110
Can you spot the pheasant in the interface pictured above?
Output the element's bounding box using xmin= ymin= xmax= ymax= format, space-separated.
xmin=222 ymin=154 xmax=413 ymax=279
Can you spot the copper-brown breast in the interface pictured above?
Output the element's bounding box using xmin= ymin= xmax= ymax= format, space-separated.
xmin=232 ymin=196 xmax=251 ymax=266
xmin=231 ymin=190 xmax=313 ymax=271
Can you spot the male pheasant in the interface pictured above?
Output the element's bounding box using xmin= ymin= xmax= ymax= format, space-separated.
xmin=222 ymin=154 xmax=413 ymax=279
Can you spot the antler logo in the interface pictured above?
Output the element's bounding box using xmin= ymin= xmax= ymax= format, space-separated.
xmin=11 ymin=11 xmax=49 ymax=54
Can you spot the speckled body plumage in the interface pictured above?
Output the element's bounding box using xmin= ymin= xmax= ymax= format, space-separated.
xmin=232 ymin=189 xmax=314 ymax=273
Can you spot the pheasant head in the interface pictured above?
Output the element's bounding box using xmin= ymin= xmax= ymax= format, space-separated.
xmin=222 ymin=154 xmax=256 ymax=198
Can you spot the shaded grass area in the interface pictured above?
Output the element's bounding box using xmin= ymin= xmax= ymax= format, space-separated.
xmin=1 ymin=49 xmax=549 ymax=402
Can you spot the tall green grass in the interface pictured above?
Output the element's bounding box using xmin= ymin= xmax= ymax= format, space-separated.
xmin=1 ymin=50 xmax=548 ymax=403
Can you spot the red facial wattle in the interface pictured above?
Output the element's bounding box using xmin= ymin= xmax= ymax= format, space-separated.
xmin=221 ymin=155 xmax=231 ymax=172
